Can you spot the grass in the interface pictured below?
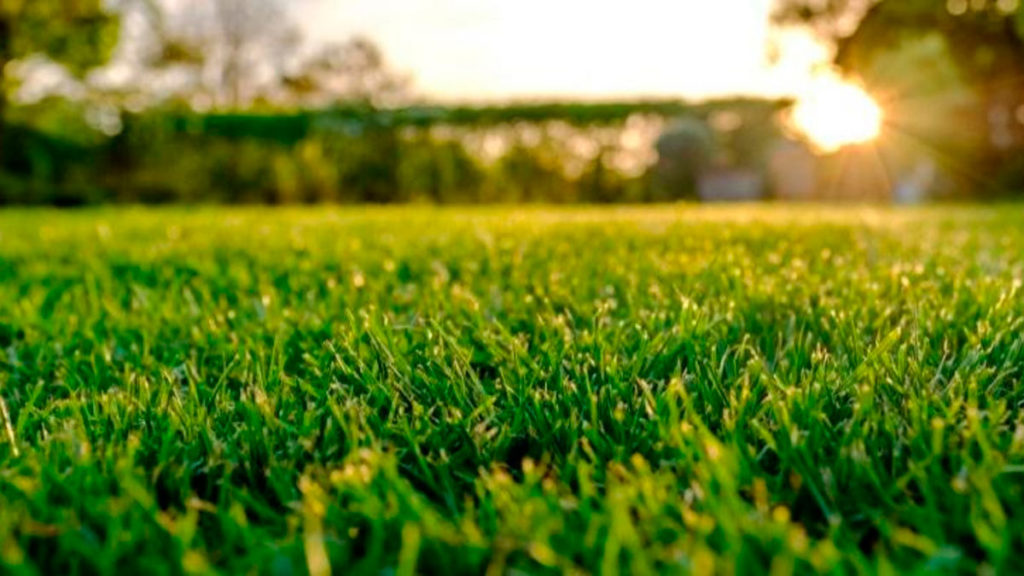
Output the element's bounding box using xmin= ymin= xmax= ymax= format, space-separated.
xmin=1 ymin=205 xmax=1023 ymax=575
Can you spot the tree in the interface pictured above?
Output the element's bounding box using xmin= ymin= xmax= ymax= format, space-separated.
xmin=128 ymin=0 xmax=298 ymax=109
xmin=773 ymin=0 xmax=1024 ymax=193
xmin=775 ymin=1 xmax=1024 ymax=87
xmin=653 ymin=118 xmax=714 ymax=200
xmin=772 ymin=0 xmax=877 ymax=41
xmin=129 ymin=1 xmax=409 ymax=110
xmin=281 ymin=37 xmax=411 ymax=108
xmin=0 ymin=0 xmax=119 ymax=152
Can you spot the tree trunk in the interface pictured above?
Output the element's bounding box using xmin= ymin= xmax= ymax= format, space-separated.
xmin=0 ymin=15 xmax=10 ymax=164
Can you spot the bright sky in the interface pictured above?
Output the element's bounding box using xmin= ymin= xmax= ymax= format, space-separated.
xmin=299 ymin=0 xmax=829 ymax=102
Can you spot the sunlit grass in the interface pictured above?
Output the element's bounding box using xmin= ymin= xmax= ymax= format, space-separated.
xmin=1 ymin=205 xmax=1024 ymax=574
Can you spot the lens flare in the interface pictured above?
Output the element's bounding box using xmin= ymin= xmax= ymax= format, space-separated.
xmin=792 ymin=77 xmax=883 ymax=153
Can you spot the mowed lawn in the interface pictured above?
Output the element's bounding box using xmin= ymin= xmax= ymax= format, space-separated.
xmin=1 ymin=205 xmax=1024 ymax=575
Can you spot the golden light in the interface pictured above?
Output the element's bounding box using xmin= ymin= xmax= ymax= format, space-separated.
xmin=791 ymin=76 xmax=883 ymax=153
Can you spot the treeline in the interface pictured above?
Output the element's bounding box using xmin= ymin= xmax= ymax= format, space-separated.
xmin=0 ymin=99 xmax=787 ymax=205
xmin=7 ymin=1 xmax=733 ymax=205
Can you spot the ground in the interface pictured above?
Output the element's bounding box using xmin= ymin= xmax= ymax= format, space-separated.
xmin=1 ymin=205 xmax=1023 ymax=574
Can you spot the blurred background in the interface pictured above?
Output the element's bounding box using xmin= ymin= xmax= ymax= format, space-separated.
xmin=2 ymin=0 xmax=1023 ymax=205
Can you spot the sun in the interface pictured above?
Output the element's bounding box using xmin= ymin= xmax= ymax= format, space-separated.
xmin=791 ymin=76 xmax=883 ymax=153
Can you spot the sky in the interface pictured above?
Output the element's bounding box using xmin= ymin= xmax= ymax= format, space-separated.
xmin=298 ymin=0 xmax=830 ymax=102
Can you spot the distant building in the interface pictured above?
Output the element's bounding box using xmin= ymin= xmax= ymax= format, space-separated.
xmin=698 ymin=168 xmax=763 ymax=202
xmin=893 ymin=158 xmax=937 ymax=204
xmin=768 ymin=140 xmax=816 ymax=201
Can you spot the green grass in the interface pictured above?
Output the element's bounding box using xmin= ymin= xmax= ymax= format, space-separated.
xmin=1 ymin=205 xmax=1024 ymax=575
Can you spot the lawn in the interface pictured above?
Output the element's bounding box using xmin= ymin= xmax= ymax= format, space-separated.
xmin=1 ymin=205 xmax=1023 ymax=575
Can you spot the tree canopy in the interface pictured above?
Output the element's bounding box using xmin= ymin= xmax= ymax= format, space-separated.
xmin=774 ymin=0 xmax=1024 ymax=195
xmin=773 ymin=0 xmax=1024 ymax=85
xmin=1 ymin=0 xmax=119 ymax=74
xmin=0 ymin=0 xmax=120 ymax=152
